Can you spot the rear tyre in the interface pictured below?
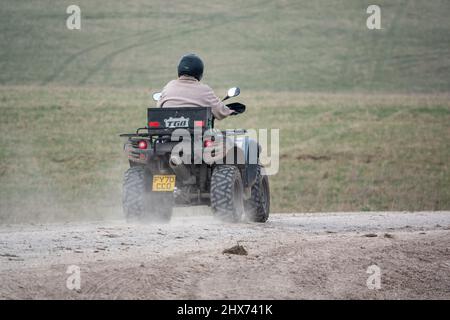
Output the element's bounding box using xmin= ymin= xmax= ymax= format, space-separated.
xmin=245 ymin=165 xmax=270 ymax=222
xmin=210 ymin=165 xmax=244 ymax=222
xmin=122 ymin=166 xmax=173 ymax=223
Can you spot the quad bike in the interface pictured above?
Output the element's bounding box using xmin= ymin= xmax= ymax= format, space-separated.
xmin=120 ymin=87 xmax=270 ymax=223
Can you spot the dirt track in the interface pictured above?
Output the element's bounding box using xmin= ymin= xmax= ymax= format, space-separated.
xmin=0 ymin=211 xmax=449 ymax=299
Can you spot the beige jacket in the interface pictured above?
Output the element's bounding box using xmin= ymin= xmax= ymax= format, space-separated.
xmin=156 ymin=75 xmax=233 ymax=120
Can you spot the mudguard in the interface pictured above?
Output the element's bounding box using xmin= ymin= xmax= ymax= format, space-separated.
xmin=234 ymin=136 xmax=260 ymax=188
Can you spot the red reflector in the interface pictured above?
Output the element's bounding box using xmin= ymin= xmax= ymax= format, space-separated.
xmin=204 ymin=139 xmax=214 ymax=148
xmin=138 ymin=140 xmax=148 ymax=150
xmin=148 ymin=121 xmax=160 ymax=127
xmin=194 ymin=120 xmax=204 ymax=127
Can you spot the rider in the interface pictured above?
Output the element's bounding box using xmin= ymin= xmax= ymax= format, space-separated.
xmin=156 ymin=54 xmax=233 ymax=120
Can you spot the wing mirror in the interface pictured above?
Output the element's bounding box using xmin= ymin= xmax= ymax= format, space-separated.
xmin=152 ymin=92 xmax=162 ymax=101
xmin=223 ymin=87 xmax=240 ymax=101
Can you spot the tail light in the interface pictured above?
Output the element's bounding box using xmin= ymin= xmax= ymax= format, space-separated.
xmin=138 ymin=140 xmax=148 ymax=150
xmin=194 ymin=120 xmax=204 ymax=127
xmin=148 ymin=121 xmax=160 ymax=128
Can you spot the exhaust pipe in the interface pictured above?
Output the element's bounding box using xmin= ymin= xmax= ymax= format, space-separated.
xmin=169 ymin=156 xmax=195 ymax=184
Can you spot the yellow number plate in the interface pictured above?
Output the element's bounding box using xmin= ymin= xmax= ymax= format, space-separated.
xmin=152 ymin=175 xmax=176 ymax=192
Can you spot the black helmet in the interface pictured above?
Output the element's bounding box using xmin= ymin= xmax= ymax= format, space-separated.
xmin=177 ymin=53 xmax=204 ymax=81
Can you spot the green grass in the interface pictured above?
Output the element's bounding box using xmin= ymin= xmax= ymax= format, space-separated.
xmin=0 ymin=1 xmax=450 ymax=222
xmin=0 ymin=86 xmax=449 ymax=223
xmin=0 ymin=0 xmax=449 ymax=92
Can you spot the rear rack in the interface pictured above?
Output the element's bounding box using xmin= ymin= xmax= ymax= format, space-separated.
xmin=119 ymin=128 xmax=248 ymax=138
xmin=119 ymin=127 xmax=203 ymax=138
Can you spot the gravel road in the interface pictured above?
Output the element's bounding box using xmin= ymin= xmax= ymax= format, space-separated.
xmin=0 ymin=211 xmax=449 ymax=299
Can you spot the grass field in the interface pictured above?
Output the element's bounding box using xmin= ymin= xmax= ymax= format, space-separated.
xmin=0 ymin=0 xmax=449 ymax=92
xmin=0 ymin=86 xmax=449 ymax=222
xmin=0 ymin=1 xmax=449 ymax=222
